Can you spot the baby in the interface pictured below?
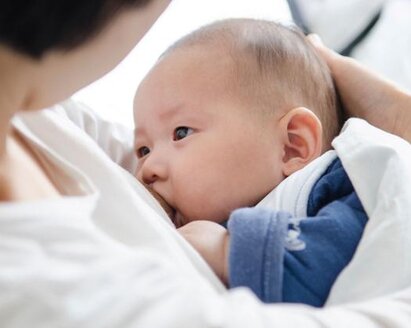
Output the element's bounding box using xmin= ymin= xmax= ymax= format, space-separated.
xmin=133 ymin=19 xmax=367 ymax=307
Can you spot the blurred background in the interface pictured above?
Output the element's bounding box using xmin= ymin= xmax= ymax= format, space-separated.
xmin=73 ymin=0 xmax=411 ymax=127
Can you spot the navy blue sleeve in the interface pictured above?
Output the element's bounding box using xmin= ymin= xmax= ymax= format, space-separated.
xmin=227 ymin=208 xmax=290 ymax=303
xmin=227 ymin=159 xmax=368 ymax=307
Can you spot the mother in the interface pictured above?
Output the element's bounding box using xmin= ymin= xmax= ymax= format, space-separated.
xmin=0 ymin=0 xmax=410 ymax=326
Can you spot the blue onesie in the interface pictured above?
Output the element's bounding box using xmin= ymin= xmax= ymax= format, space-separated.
xmin=227 ymin=157 xmax=367 ymax=307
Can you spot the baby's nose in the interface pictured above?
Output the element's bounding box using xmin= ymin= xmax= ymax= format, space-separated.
xmin=140 ymin=156 xmax=167 ymax=185
xmin=141 ymin=170 xmax=157 ymax=185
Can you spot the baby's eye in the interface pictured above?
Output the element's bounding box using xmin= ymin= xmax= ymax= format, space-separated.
xmin=137 ymin=146 xmax=150 ymax=158
xmin=173 ymin=126 xmax=193 ymax=141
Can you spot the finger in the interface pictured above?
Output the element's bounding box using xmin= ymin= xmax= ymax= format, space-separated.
xmin=306 ymin=34 xmax=342 ymax=70
xmin=306 ymin=33 xmax=324 ymax=47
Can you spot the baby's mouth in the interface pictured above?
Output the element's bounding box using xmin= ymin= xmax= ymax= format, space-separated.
xmin=143 ymin=184 xmax=175 ymax=220
xmin=141 ymin=183 xmax=187 ymax=228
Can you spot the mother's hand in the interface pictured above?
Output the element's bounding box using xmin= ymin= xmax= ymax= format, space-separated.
xmin=308 ymin=34 xmax=411 ymax=143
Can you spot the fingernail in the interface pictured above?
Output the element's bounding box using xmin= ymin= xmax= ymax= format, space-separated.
xmin=307 ymin=33 xmax=323 ymax=46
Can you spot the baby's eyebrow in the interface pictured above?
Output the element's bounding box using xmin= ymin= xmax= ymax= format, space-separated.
xmin=134 ymin=127 xmax=146 ymax=139
xmin=158 ymin=104 xmax=184 ymax=121
xmin=134 ymin=103 xmax=186 ymax=140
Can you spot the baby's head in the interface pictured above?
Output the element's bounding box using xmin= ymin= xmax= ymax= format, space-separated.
xmin=133 ymin=18 xmax=341 ymax=226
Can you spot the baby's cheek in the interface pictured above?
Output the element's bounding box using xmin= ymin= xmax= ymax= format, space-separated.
xmin=186 ymin=197 xmax=231 ymax=224
xmin=174 ymin=171 xmax=227 ymax=221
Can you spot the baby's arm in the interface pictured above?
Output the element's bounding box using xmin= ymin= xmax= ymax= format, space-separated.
xmin=228 ymin=159 xmax=367 ymax=306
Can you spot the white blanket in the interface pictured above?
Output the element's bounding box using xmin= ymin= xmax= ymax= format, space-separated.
xmin=328 ymin=118 xmax=411 ymax=305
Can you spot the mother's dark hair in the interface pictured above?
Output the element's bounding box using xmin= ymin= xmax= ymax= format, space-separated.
xmin=0 ymin=0 xmax=151 ymax=59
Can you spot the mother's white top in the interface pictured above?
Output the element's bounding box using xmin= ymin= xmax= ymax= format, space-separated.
xmin=1 ymin=99 xmax=411 ymax=327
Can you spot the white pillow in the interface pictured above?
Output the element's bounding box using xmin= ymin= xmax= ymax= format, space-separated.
xmin=73 ymin=0 xmax=291 ymax=127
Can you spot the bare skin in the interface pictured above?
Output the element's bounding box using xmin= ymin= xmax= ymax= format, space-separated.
xmin=0 ymin=129 xmax=61 ymax=201
xmin=178 ymin=220 xmax=229 ymax=285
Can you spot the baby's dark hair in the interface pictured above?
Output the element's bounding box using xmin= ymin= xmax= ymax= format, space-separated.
xmin=0 ymin=0 xmax=151 ymax=59
xmin=164 ymin=18 xmax=342 ymax=146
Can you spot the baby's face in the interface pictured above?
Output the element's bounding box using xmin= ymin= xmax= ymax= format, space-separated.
xmin=133 ymin=47 xmax=285 ymax=226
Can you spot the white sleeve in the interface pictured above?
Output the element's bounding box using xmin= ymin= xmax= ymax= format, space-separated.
xmin=53 ymin=98 xmax=137 ymax=173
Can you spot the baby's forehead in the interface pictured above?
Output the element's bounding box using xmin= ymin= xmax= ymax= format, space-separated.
xmin=154 ymin=49 xmax=239 ymax=92
xmin=162 ymin=44 xmax=235 ymax=73
xmin=134 ymin=45 xmax=258 ymax=121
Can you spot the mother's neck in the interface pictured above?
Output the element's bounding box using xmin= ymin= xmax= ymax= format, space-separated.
xmin=0 ymin=46 xmax=34 ymax=157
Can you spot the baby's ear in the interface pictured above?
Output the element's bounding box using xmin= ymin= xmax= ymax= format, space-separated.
xmin=279 ymin=107 xmax=323 ymax=177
